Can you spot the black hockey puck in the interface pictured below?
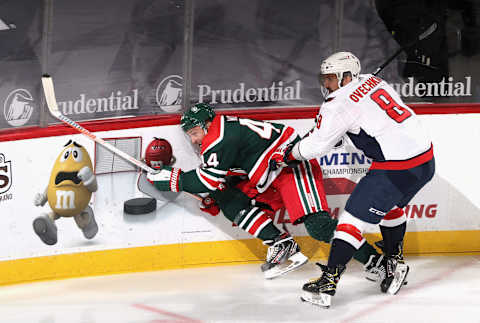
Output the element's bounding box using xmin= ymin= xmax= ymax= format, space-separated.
xmin=124 ymin=197 xmax=157 ymax=214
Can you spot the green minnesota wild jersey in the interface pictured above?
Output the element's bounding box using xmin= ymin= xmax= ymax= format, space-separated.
xmin=182 ymin=115 xmax=298 ymax=194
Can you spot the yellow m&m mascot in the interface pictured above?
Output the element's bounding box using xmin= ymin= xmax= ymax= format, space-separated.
xmin=33 ymin=140 xmax=98 ymax=245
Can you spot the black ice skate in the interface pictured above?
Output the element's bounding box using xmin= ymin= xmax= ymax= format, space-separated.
xmin=365 ymin=253 xmax=408 ymax=286
xmin=300 ymin=263 xmax=345 ymax=308
xmin=364 ymin=254 xmax=385 ymax=283
xmin=380 ymin=244 xmax=409 ymax=294
xmin=261 ymin=233 xmax=308 ymax=279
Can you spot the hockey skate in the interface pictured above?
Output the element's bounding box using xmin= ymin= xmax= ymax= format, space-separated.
xmin=365 ymin=253 xmax=408 ymax=286
xmin=33 ymin=214 xmax=58 ymax=245
xmin=364 ymin=254 xmax=385 ymax=283
xmin=261 ymin=233 xmax=308 ymax=279
xmin=380 ymin=245 xmax=409 ymax=295
xmin=300 ymin=263 xmax=345 ymax=308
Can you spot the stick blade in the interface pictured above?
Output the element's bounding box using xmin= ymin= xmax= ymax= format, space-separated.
xmin=137 ymin=172 xmax=180 ymax=202
xmin=418 ymin=22 xmax=437 ymax=41
xmin=41 ymin=75 xmax=59 ymax=113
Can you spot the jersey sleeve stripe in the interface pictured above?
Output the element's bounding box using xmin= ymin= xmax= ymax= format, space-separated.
xmin=195 ymin=168 xmax=221 ymax=191
xmin=199 ymin=168 xmax=225 ymax=182
xmin=249 ymin=126 xmax=296 ymax=186
xmin=200 ymin=168 xmax=227 ymax=181
xmin=226 ymin=169 xmax=247 ymax=176
xmin=204 ymin=167 xmax=228 ymax=175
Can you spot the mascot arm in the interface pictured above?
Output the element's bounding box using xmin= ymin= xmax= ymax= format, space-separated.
xmin=78 ymin=166 xmax=98 ymax=192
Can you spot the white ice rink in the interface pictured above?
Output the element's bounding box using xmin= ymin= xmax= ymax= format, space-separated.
xmin=0 ymin=254 xmax=478 ymax=323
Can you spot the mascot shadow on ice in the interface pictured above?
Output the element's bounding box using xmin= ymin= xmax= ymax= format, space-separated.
xmin=33 ymin=140 xmax=98 ymax=245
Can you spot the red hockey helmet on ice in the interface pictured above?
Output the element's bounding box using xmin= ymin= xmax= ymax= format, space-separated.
xmin=145 ymin=137 xmax=174 ymax=168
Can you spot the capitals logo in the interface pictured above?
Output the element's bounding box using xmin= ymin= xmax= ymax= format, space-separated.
xmin=155 ymin=75 xmax=183 ymax=113
xmin=4 ymin=89 xmax=34 ymax=127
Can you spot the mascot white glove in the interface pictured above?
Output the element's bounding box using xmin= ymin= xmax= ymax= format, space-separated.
xmin=33 ymin=191 xmax=48 ymax=206
xmin=77 ymin=166 xmax=97 ymax=192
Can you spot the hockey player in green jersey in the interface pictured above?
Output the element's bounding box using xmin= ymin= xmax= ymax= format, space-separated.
xmin=147 ymin=103 xmax=384 ymax=280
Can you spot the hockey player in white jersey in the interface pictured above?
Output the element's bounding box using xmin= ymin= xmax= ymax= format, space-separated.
xmin=271 ymin=51 xmax=435 ymax=307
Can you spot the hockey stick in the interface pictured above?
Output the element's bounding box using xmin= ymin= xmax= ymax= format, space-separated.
xmin=373 ymin=22 xmax=438 ymax=76
xmin=41 ymin=75 xmax=202 ymax=201
xmin=42 ymin=75 xmax=157 ymax=174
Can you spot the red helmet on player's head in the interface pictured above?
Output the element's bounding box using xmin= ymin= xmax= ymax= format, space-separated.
xmin=145 ymin=138 xmax=174 ymax=168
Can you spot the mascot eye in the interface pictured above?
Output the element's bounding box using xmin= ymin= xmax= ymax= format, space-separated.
xmin=71 ymin=147 xmax=83 ymax=162
xmin=60 ymin=148 xmax=72 ymax=162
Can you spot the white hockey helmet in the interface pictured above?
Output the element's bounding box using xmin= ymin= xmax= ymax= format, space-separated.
xmin=319 ymin=51 xmax=361 ymax=88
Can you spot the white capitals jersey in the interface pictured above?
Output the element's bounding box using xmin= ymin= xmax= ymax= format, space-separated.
xmin=296 ymin=74 xmax=432 ymax=163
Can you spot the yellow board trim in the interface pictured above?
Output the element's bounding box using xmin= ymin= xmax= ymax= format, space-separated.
xmin=1 ymin=230 xmax=479 ymax=286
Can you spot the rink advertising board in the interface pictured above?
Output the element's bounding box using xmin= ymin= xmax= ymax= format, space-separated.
xmin=0 ymin=109 xmax=479 ymax=285
xmin=1 ymin=0 xmax=480 ymax=132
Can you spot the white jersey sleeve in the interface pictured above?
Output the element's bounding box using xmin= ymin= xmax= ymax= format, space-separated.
xmin=292 ymin=100 xmax=354 ymax=160
xmin=293 ymin=74 xmax=431 ymax=162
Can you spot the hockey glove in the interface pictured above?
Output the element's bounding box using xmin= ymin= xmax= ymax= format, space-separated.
xmin=269 ymin=143 xmax=299 ymax=171
xmin=199 ymin=196 xmax=220 ymax=216
xmin=146 ymin=166 xmax=183 ymax=192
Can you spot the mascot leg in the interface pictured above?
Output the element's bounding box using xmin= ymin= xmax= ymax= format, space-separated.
xmin=33 ymin=212 xmax=58 ymax=245
xmin=74 ymin=205 xmax=98 ymax=239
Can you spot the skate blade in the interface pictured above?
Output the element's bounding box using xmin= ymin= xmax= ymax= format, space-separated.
xmin=300 ymin=291 xmax=331 ymax=308
xmin=264 ymin=252 xmax=308 ymax=279
xmin=388 ymin=264 xmax=409 ymax=295
xmin=365 ymin=276 xmax=380 ymax=282
xmin=366 ymin=274 xmax=408 ymax=285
